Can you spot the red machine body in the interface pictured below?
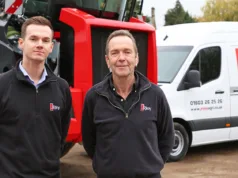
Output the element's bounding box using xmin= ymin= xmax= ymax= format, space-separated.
xmin=60 ymin=8 xmax=158 ymax=143
xmin=0 ymin=0 xmax=157 ymax=156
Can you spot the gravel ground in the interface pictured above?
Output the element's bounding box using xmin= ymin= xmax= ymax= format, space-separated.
xmin=60 ymin=141 xmax=238 ymax=178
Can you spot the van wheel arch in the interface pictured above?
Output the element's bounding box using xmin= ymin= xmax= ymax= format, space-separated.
xmin=168 ymin=118 xmax=192 ymax=162
xmin=173 ymin=118 xmax=192 ymax=146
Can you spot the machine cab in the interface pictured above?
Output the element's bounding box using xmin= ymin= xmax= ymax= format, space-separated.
xmin=18 ymin=0 xmax=150 ymax=86
xmin=22 ymin=0 xmax=143 ymax=30
xmin=0 ymin=0 xmax=156 ymax=87
xmin=0 ymin=0 xmax=146 ymax=78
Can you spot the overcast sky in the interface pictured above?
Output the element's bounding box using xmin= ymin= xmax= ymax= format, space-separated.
xmin=142 ymin=0 xmax=207 ymax=27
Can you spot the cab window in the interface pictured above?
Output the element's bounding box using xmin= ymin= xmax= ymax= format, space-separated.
xmin=189 ymin=46 xmax=221 ymax=85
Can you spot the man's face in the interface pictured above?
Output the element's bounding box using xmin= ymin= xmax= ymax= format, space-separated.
xmin=18 ymin=24 xmax=53 ymax=63
xmin=106 ymin=36 xmax=138 ymax=78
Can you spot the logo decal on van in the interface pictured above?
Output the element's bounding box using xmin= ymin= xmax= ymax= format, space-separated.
xmin=235 ymin=49 xmax=238 ymax=67
xmin=140 ymin=104 xmax=151 ymax=112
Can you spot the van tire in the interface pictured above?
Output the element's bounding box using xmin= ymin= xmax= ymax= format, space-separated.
xmin=168 ymin=122 xmax=189 ymax=162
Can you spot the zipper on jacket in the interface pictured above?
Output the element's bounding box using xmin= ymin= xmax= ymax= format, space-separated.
xmin=127 ymin=84 xmax=151 ymax=116
xmin=97 ymin=92 xmax=129 ymax=118
xmin=35 ymin=87 xmax=39 ymax=114
xmin=34 ymin=79 xmax=56 ymax=113
xmin=96 ymin=83 xmax=151 ymax=119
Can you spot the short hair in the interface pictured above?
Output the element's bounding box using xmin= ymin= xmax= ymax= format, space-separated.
xmin=105 ymin=29 xmax=138 ymax=55
xmin=21 ymin=16 xmax=54 ymax=39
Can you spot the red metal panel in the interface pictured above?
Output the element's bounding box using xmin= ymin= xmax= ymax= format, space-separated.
xmin=66 ymin=88 xmax=83 ymax=142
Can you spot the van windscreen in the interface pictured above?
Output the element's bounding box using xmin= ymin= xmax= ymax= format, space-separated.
xmin=157 ymin=46 xmax=193 ymax=83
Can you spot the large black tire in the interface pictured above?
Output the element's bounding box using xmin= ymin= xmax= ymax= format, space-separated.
xmin=60 ymin=142 xmax=75 ymax=158
xmin=168 ymin=122 xmax=189 ymax=162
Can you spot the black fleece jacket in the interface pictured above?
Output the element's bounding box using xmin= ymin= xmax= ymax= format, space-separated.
xmin=82 ymin=71 xmax=174 ymax=178
xmin=0 ymin=62 xmax=72 ymax=178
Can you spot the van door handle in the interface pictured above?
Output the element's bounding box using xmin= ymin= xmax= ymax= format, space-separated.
xmin=215 ymin=90 xmax=224 ymax=94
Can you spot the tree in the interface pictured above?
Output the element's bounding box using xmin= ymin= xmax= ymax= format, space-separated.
xmin=164 ymin=0 xmax=196 ymax=26
xmin=198 ymin=0 xmax=238 ymax=22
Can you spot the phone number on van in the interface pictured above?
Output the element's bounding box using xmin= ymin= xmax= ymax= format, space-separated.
xmin=190 ymin=99 xmax=223 ymax=106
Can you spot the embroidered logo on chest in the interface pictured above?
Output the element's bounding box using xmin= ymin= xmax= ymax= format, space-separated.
xmin=140 ymin=104 xmax=151 ymax=112
xmin=50 ymin=103 xmax=60 ymax=111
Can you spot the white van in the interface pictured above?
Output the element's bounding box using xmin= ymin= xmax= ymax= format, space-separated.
xmin=156 ymin=22 xmax=238 ymax=161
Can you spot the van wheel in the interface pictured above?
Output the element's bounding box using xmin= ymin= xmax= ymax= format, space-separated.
xmin=61 ymin=142 xmax=75 ymax=158
xmin=169 ymin=122 xmax=189 ymax=162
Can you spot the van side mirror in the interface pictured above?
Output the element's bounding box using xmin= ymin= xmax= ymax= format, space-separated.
xmin=184 ymin=70 xmax=201 ymax=89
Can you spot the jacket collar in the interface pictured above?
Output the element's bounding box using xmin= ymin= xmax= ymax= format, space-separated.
xmin=14 ymin=59 xmax=57 ymax=83
xmin=95 ymin=70 xmax=151 ymax=95
xmin=109 ymin=71 xmax=139 ymax=92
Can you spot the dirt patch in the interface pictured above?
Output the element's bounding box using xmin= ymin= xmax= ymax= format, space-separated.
xmin=61 ymin=142 xmax=238 ymax=178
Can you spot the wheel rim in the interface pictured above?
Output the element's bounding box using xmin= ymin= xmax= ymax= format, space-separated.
xmin=171 ymin=130 xmax=184 ymax=157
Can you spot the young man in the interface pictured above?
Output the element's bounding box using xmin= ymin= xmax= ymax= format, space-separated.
xmin=0 ymin=16 xmax=72 ymax=177
xmin=82 ymin=30 xmax=175 ymax=178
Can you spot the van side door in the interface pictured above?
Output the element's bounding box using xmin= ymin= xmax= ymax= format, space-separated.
xmin=227 ymin=44 xmax=238 ymax=140
xmin=178 ymin=45 xmax=230 ymax=146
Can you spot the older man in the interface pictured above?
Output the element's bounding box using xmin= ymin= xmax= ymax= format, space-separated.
xmin=82 ymin=29 xmax=174 ymax=178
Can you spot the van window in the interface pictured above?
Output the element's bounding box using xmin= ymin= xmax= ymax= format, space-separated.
xmin=189 ymin=46 xmax=221 ymax=84
xmin=157 ymin=46 xmax=193 ymax=83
